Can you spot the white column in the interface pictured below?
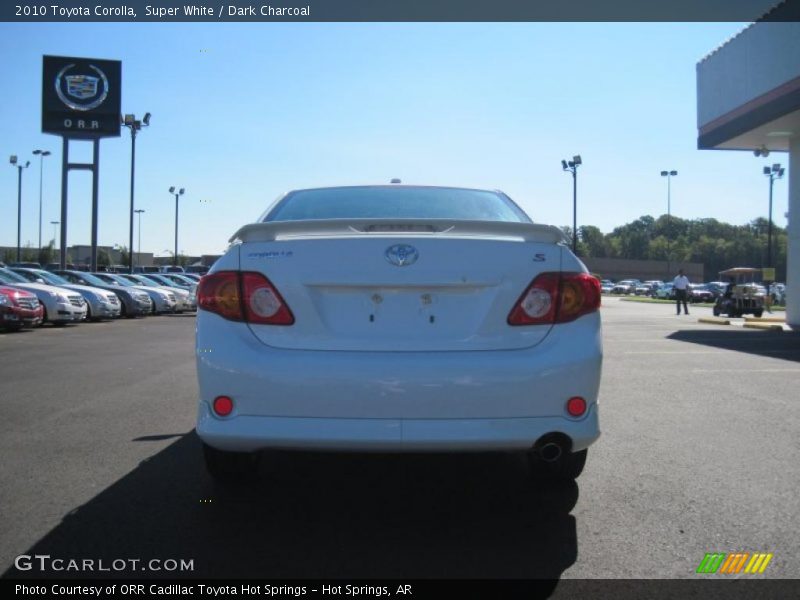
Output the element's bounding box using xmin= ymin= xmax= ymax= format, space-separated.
xmin=787 ymin=136 xmax=800 ymax=328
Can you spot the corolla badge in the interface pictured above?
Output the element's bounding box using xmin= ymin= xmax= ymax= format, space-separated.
xmin=385 ymin=244 xmax=419 ymax=267
xmin=55 ymin=63 xmax=109 ymax=111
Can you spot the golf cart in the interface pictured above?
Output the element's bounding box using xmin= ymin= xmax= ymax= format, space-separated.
xmin=712 ymin=267 xmax=765 ymax=318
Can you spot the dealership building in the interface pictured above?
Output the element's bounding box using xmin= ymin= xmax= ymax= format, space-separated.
xmin=697 ymin=5 xmax=800 ymax=327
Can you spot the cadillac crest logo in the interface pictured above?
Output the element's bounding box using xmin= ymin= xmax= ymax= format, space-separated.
xmin=55 ymin=63 xmax=109 ymax=111
xmin=385 ymin=244 xmax=419 ymax=267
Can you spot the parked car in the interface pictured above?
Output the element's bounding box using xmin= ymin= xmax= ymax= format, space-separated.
xmin=91 ymin=272 xmax=177 ymax=314
xmin=600 ymin=279 xmax=614 ymax=294
xmin=654 ymin=282 xmax=675 ymax=299
xmin=159 ymin=265 xmax=186 ymax=273
xmin=196 ymin=184 xmax=602 ymax=483
xmin=156 ymin=273 xmax=198 ymax=290
xmin=54 ymin=270 xmax=152 ymax=317
xmin=8 ymin=262 xmax=43 ymax=269
xmin=0 ymin=286 xmax=43 ymax=331
xmin=117 ymin=274 xmax=195 ymax=312
xmin=686 ymin=283 xmax=714 ymax=303
xmin=706 ymin=281 xmax=728 ymax=300
xmin=181 ymin=273 xmax=203 ymax=283
xmin=0 ymin=268 xmax=86 ymax=325
xmin=133 ymin=266 xmax=161 ymax=274
xmin=10 ymin=268 xmax=122 ymax=321
xmin=186 ymin=265 xmax=210 ymax=275
xmin=611 ymin=279 xmax=640 ymax=295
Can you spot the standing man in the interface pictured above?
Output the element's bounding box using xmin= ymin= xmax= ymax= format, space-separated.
xmin=673 ymin=269 xmax=690 ymax=315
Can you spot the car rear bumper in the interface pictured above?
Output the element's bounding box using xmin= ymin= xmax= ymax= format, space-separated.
xmin=198 ymin=403 xmax=600 ymax=452
xmin=196 ymin=312 xmax=602 ymax=452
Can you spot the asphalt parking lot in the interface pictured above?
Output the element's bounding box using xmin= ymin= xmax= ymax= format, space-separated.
xmin=1 ymin=299 xmax=798 ymax=581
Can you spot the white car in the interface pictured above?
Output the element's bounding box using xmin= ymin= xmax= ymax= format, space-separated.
xmin=195 ymin=185 xmax=602 ymax=482
xmin=0 ymin=268 xmax=86 ymax=325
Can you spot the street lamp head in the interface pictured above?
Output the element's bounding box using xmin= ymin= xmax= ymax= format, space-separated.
xmin=660 ymin=171 xmax=668 ymax=176
xmin=24 ymin=161 xmax=30 ymax=168
xmin=179 ymin=188 xmax=185 ymax=195
xmin=561 ymin=160 xmax=568 ymax=170
xmin=9 ymin=155 xmax=17 ymax=165
xmin=572 ymin=155 xmax=582 ymax=166
xmin=33 ymin=149 xmax=42 ymax=156
xmin=123 ymin=114 xmax=135 ymax=126
xmin=670 ymin=170 xmax=677 ymax=176
xmin=169 ymin=186 xmax=175 ymax=193
xmin=763 ymin=166 xmax=772 ymax=175
xmin=143 ymin=112 xmax=151 ymax=126
xmin=778 ymin=168 xmax=785 ymax=177
xmin=772 ymin=163 xmax=781 ymax=173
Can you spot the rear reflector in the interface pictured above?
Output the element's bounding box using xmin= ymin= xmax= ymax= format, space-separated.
xmin=508 ymin=272 xmax=601 ymax=325
xmin=198 ymin=271 xmax=294 ymax=325
xmin=213 ymin=395 xmax=234 ymax=417
xmin=566 ymin=396 xmax=587 ymax=417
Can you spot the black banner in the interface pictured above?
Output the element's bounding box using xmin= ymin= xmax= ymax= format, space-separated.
xmin=4 ymin=579 xmax=800 ymax=599
xmin=5 ymin=0 xmax=800 ymax=23
xmin=42 ymin=55 xmax=121 ymax=138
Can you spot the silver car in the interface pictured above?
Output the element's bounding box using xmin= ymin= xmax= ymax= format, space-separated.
xmin=11 ymin=268 xmax=121 ymax=320
xmin=0 ymin=268 xmax=86 ymax=325
xmin=92 ymin=272 xmax=177 ymax=314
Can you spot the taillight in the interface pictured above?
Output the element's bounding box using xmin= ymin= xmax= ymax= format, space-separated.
xmin=198 ymin=271 xmax=294 ymax=325
xmin=566 ymin=396 xmax=587 ymax=417
xmin=213 ymin=395 xmax=234 ymax=417
xmin=508 ymin=272 xmax=600 ymax=326
xmin=241 ymin=272 xmax=294 ymax=325
xmin=198 ymin=272 xmax=243 ymax=320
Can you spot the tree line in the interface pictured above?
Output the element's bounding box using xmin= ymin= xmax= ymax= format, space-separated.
xmin=564 ymin=215 xmax=788 ymax=282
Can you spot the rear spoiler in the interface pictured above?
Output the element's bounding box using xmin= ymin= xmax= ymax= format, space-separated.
xmin=229 ymin=219 xmax=568 ymax=245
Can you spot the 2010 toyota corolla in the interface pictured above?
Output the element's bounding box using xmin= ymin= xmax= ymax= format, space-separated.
xmin=195 ymin=185 xmax=602 ymax=482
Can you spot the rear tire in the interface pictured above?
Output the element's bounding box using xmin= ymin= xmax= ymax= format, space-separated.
xmin=712 ymin=305 xmax=721 ymax=316
xmin=753 ymin=309 xmax=764 ymax=318
xmin=202 ymin=443 xmax=256 ymax=482
xmin=528 ymin=448 xmax=588 ymax=481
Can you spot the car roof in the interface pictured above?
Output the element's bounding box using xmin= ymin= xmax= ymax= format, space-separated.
xmin=285 ymin=184 xmax=504 ymax=195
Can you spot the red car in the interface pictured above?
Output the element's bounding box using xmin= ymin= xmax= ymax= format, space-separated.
xmin=0 ymin=286 xmax=44 ymax=331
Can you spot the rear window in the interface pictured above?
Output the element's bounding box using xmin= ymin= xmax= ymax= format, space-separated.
xmin=264 ymin=186 xmax=531 ymax=223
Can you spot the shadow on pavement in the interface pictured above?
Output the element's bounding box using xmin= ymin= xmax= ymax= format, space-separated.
xmin=4 ymin=432 xmax=577 ymax=583
xmin=667 ymin=329 xmax=800 ymax=362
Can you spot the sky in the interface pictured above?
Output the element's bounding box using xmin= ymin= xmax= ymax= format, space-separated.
xmin=0 ymin=21 xmax=792 ymax=257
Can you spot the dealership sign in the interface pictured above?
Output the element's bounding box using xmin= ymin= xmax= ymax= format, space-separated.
xmin=42 ymin=55 xmax=121 ymax=137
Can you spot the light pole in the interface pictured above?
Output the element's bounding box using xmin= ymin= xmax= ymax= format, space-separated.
xmin=763 ymin=163 xmax=785 ymax=293
xmin=9 ymin=155 xmax=30 ymax=263
xmin=169 ymin=187 xmax=185 ymax=267
xmin=50 ymin=221 xmax=59 ymax=247
xmin=134 ymin=209 xmax=145 ymax=267
xmin=122 ymin=112 xmax=151 ymax=273
xmin=660 ymin=170 xmax=678 ymax=276
xmin=32 ymin=149 xmax=51 ymax=253
xmin=561 ymin=155 xmax=582 ymax=254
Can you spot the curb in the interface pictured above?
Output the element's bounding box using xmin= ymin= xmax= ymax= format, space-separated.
xmin=743 ymin=322 xmax=784 ymax=332
xmin=697 ymin=317 xmax=730 ymax=326
xmin=744 ymin=316 xmax=786 ymax=323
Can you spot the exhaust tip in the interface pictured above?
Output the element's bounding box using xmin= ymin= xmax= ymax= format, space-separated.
xmin=539 ymin=442 xmax=563 ymax=462
xmin=533 ymin=433 xmax=572 ymax=463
